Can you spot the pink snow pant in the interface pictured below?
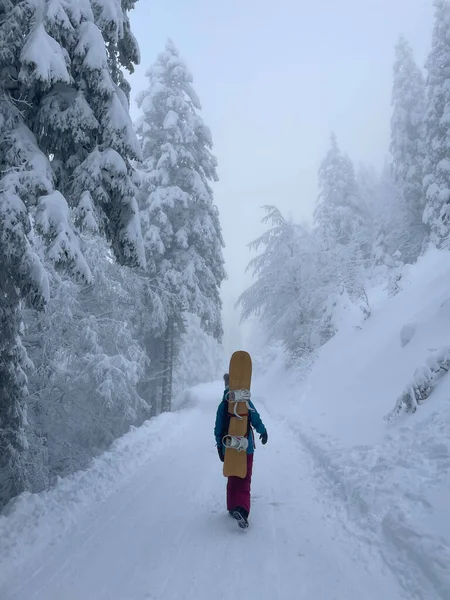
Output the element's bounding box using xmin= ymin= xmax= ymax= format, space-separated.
xmin=226 ymin=453 xmax=254 ymax=515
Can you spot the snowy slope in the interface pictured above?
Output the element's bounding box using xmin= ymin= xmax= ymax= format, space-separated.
xmin=254 ymin=248 xmax=450 ymax=599
xmin=1 ymin=383 xmax=407 ymax=600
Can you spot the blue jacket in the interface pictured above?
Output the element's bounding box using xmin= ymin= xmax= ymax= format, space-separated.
xmin=214 ymin=388 xmax=267 ymax=454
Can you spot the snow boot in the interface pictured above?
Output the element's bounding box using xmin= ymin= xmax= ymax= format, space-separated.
xmin=231 ymin=507 xmax=249 ymax=529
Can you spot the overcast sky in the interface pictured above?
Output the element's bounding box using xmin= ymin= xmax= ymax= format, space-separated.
xmin=128 ymin=0 xmax=433 ymax=353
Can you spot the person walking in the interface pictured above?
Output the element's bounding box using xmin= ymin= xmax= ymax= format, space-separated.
xmin=214 ymin=373 xmax=268 ymax=528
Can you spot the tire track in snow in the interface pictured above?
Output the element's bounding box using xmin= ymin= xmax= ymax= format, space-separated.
xmin=282 ymin=418 xmax=450 ymax=600
xmin=251 ymin=400 xmax=403 ymax=600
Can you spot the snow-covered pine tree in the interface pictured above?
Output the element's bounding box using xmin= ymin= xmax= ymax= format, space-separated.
xmin=92 ymin=0 xmax=140 ymax=98
xmin=314 ymin=134 xmax=370 ymax=302
xmin=136 ymin=40 xmax=226 ymax=411
xmin=390 ymin=37 xmax=427 ymax=261
xmin=0 ymin=0 xmax=87 ymax=505
xmin=238 ymin=206 xmax=321 ymax=361
xmin=315 ymin=134 xmax=369 ymax=252
xmin=0 ymin=91 xmax=54 ymax=505
xmin=423 ymin=0 xmax=450 ymax=246
xmin=359 ymin=163 xmax=394 ymax=253
xmin=17 ymin=0 xmax=145 ymax=267
xmin=0 ymin=0 xmax=92 ymax=281
xmin=0 ymin=0 xmax=143 ymax=506
xmin=25 ymin=234 xmax=151 ymax=479
xmin=358 ymin=162 xmax=405 ymax=293
xmin=356 ymin=163 xmax=379 ymax=247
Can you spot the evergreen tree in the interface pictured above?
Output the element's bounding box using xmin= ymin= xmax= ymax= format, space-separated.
xmin=92 ymin=0 xmax=140 ymax=97
xmin=136 ymin=40 xmax=226 ymax=411
xmin=0 ymin=0 xmax=143 ymax=507
xmin=0 ymin=1 xmax=144 ymax=271
xmin=25 ymin=234 xmax=151 ymax=479
xmin=359 ymin=161 xmax=405 ymax=292
xmin=238 ymin=206 xmax=321 ymax=360
xmin=390 ymin=37 xmax=427 ymax=261
xmin=0 ymin=0 xmax=92 ymax=279
xmin=315 ymin=134 xmax=369 ymax=251
xmin=423 ymin=0 xmax=450 ymax=246
xmin=356 ymin=163 xmax=379 ymax=248
xmin=0 ymin=91 xmax=51 ymax=505
xmin=19 ymin=0 xmax=145 ymax=267
xmin=314 ymin=134 xmax=370 ymax=299
xmin=0 ymin=0 xmax=88 ymax=504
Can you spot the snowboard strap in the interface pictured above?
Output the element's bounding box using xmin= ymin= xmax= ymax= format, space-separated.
xmin=220 ymin=394 xmax=253 ymax=444
xmin=228 ymin=404 xmax=248 ymax=420
xmin=226 ymin=389 xmax=254 ymax=420
xmin=227 ymin=407 xmax=251 ymax=440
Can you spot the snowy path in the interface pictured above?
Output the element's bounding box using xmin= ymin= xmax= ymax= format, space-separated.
xmin=2 ymin=385 xmax=408 ymax=600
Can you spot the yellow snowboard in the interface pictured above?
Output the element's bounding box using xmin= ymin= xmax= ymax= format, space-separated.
xmin=223 ymin=351 xmax=252 ymax=479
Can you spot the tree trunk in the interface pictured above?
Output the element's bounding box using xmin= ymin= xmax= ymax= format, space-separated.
xmin=138 ymin=333 xmax=164 ymax=417
xmin=161 ymin=318 xmax=174 ymax=413
xmin=0 ymin=279 xmax=29 ymax=508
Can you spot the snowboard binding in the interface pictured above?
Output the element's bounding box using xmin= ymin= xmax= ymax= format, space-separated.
xmin=222 ymin=435 xmax=249 ymax=452
xmin=227 ymin=388 xmax=253 ymax=419
xmin=228 ymin=389 xmax=251 ymax=402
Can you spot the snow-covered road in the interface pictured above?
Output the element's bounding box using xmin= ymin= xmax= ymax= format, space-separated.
xmin=1 ymin=383 xmax=410 ymax=600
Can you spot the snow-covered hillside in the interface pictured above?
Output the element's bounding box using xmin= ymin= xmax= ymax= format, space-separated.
xmin=254 ymin=247 xmax=450 ymax=598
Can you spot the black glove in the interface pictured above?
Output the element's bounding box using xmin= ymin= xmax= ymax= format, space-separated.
xmin=260 ymin=430 xmax=268 ymax=445
xmin=217 ymin=445 xmax=224 ymax=462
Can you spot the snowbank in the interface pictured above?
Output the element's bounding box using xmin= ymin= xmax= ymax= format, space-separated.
xmin=0 ymin=380 xmax=224 ymax=587
xmin=0 ymin=405 xmax=199 ymax=588
xmin=253 ymin=248 xmax=450 ymax=597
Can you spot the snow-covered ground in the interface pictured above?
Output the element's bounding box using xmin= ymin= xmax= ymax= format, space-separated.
xmin=0 ymin=381 xmax=407 ymax=600
xmin=2 ymin=249 xmax=450 ymax=600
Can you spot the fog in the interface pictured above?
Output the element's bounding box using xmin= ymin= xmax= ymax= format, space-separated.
xmin=128 ymin=0 xmax=433 ymax=353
